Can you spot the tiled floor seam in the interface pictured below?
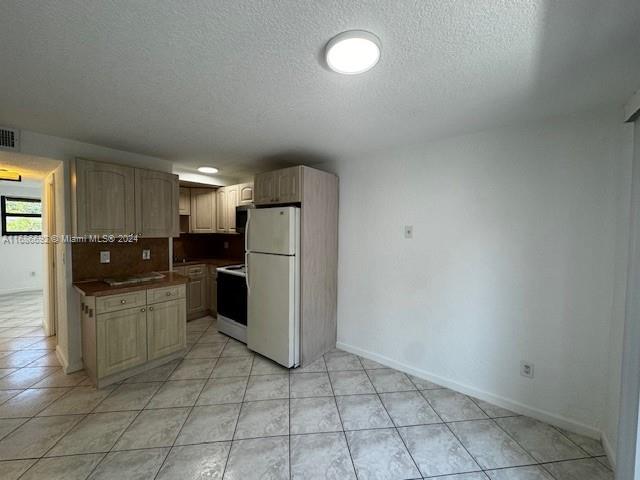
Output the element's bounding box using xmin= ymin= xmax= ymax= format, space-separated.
xmin=360 ymin=363 xmax=436 ymax=479
xmin=416 ymin=386 xmax=486 ymax=476
xmin=219 ymin=353 xmax=254 ymax=479
xmin=488 ymin=416 xmax=591 ymax=469
xmin=64 ymin=367 xmax=174 ymax=478
xmin=325 ymin=354 xmax=360 ymax=480
xmin=150 ymin=352 xmax=212 ymax=480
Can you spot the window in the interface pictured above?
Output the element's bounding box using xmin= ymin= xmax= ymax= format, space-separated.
xmin=1 ymin=196 xmax=42 ymax=236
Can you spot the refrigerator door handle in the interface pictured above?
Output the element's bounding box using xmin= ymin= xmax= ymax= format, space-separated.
xmin=245 ymin=253 xmax=249 ymax=291
xmin=245 ymin=213 xmax=250 ymax=292
xmin=245 ymin=212 xmax=250 ymax=252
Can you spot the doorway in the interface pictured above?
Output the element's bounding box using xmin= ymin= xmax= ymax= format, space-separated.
xmin=45 ymin=173 xmax=57 ymax=336
xmin=0 ymin=153 xmax=63 ymax=366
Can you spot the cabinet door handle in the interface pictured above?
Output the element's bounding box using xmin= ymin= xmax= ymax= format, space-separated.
xmin=149 ymin=306 xmax=154 ymax=311
xmin=141 ymin=308 xmax=146 ymax=312
xmin=120 ymin=299 xmax=127 ymax=304
xmin=166 ymin=291 xmax=172 ymax=296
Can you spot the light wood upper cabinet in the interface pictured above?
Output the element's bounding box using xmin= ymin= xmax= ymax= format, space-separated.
xmin=254 ymin=171 xmax=276 ymax=205
xmin=73 ymin=158 xmax=179 ymax=238
xmin=190 ymin=188 xmax=216 ymax=233
xmin=216 ymin=188 xmax=228 ymax=233
xmin=226 ymin=185 xmax=238 ymax=233
xmin=254 ymin=167 xmax=302 ymax=205
xmin=135 ymin=169 xmax=179 ymax=237
xmin=73 ymin=159 xmax=136 ymax=235
xmin=276 ymin=167 xmax=302 ymax=203
xmin=179 ymin=187 xmax=191 ymax=215
xmin=96 ymin=307 xmax=147 ymax=377
xmin=147 ymin=299 xmax=186 ymax=360
xmin=180 ymin=182 xmax=252 ymax=234
xmin=238 ymin=182 xmax=254 ymax=205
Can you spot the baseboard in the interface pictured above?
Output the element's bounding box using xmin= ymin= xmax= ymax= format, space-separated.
xmin=601 ymin=432 xmax=617 ymax=469
xmin=0 ymin=287 xmax=42 ymax=296
xmin=54 ymin=345 xmax=68 ymax=371
xmin=337 ymin=340 xmax=602 ymax=440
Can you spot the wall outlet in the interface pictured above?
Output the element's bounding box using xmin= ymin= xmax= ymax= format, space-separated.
xmin=404 ymin=225 xmax=413 ymax=239
xmin=520 ymin=361 xmax=534 ymax=378
xmin=142 ymin=249 xmax=151 ymax=260
xmin=100 ymin=251 xmax=110 ymax=264
xmin=224 ymin=241 xmax=229 ymax=249
xmin=29 ymin=271 xmax=36 ymax=277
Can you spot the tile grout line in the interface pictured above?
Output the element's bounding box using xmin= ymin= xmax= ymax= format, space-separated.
xmin=86 ymin=318 xmax=218 ymax=479
xmin=0 ymin=314 xmax=614 ymax=479
xmin=414 ymin=385 xmax=486 ymax=476
xmin=151 ymin=326 xmax=222 ymax=480
xmin=324 ymin=353 xmax=360 ymax=480
xmin=220 ymin=349 xmax=254 ymax=479
xmin=359 ymin=362 xmax=423 ymax=479
xmin=31 ymin=319 xmax=212 ymax=479
xmin=467 ymin=394 xmax=597 ymax=469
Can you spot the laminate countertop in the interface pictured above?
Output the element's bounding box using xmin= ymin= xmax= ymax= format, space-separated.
xmin=73 ymin=272 xmax=188 ymax=297
xmin=172 ymin=258 xmax=243 ymax=268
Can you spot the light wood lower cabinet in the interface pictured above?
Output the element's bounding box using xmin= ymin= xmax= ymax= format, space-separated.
xmin=80 ymin=284 xmax=187 ymax=388
xmin=186 ymin=264 xmax=207 ymax=319
xmin=147 ymin=299 xmax=186 ymax=360
xmin=96 ymin=307 xmax=147 ymax=377
xmin=208 ymin=266 xmax=217 ymax=316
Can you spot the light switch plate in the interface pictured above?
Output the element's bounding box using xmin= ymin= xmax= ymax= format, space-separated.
xmin=100 ymin=251 xmax=110 ymax=264
xmin=404 ymin=225 xmax=413 ymax=239
xmin=142 ymin=249 xmax=151 ymax=260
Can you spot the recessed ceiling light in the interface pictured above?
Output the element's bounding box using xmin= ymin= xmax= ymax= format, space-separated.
xmin=198 ymin=166 xmax=219 ymax=174
xmin=325 ymin=30 xmax=381 ymax=75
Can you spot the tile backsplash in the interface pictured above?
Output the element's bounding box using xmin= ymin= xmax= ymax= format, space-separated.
xmin=173 ymin=233 xmax=244 ymax=261
xmin=72 ymin=238 xmax=170 ymax=281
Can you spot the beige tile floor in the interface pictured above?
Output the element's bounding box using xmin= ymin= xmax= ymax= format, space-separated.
xmin=0 ymin=291 xmax=615 ymax=479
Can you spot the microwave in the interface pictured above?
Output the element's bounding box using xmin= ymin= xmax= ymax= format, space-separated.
xmin=235 ymin=204 xmax=254 ymax=233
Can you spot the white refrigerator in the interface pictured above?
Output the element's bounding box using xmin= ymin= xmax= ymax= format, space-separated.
xmin=245 ymin=206 xmax=300 ymax=367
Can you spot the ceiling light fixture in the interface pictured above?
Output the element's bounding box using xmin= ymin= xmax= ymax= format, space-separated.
xmin=197 ymin=166 xmax=219 ymax=174
xmin=325 ymin=30 xmax=381 ymax=75
xmin=0 ymin=169 xmax=21 ymax=182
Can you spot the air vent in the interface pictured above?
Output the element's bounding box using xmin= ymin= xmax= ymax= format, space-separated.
xmin=0 ymin=127 xmax=20 ymax=151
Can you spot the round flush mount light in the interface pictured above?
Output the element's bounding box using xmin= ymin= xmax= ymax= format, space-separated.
xmin=325 ymin=30 xmax=381 ymax=75
xmin=198 ymin=166 xmax=219 ymax=174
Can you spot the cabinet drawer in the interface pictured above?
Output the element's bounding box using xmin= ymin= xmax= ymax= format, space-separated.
xmin=96 ymin=290 xmax=147 ymax=314
xmin=147 ymin=284 xmax=186 ymax=304
xmin=186 ymin=265 xmax=205 ymax=277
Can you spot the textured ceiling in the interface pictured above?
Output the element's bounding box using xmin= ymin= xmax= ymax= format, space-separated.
xmin=1 ymin=0 xmax=639 ymax=176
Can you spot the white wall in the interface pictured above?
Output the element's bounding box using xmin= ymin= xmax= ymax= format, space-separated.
xmin=0 ymin=182 xmax=43 ymax=295
xmin=325 ymin=107 xmax=630 ymax=439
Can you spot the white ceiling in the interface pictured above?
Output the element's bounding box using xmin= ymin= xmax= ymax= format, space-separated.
xmin=1 ymin=0 xmax=639 ymax=176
